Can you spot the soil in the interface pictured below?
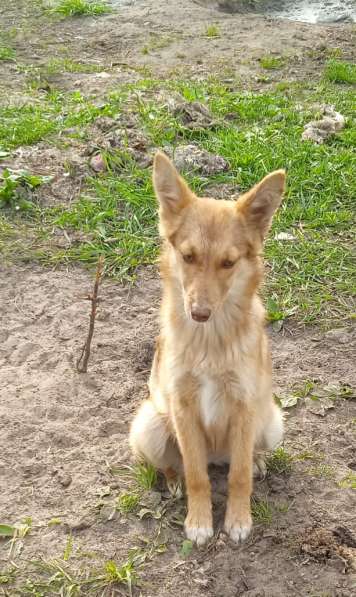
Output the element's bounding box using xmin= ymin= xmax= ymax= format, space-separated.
xmin=0 ymin=263 xmax=355 ymax=595
xmin=0 ymin=1 xmax=356 ymax=595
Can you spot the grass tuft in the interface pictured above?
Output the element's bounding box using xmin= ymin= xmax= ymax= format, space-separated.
xmin=251 ymin=497 xmax=273 ymax=524
xmin=266 ymin=447 xmax=293 ymax=475
xmin=116 ymin=492 xmax=140 ymax=514
xmin=0 ymin=46 xmax=15 ymax=61
xmin=324 ymin=60 xmax=356 ymax=84
xmin=205 ymin=24 xmax=220 ymax=38
xmin=51 ymin=0 xmax=111 ymax=17
xmin=260 ymin=55 xmax=285 ymax=69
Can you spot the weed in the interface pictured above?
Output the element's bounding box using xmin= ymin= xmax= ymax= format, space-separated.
xmin=205 ymin=24 xmax=220 ymax=38
xmin=63 ymin=535 xmax=73 ymax=561
xmin=50 ymin=0 xmax=111 ymax=17
xmin=116 ymin=492 xmax=140 ymax=514
xmin=266 ymin=447 xmax=293 ymax=475
xmin=294 ymin=449 xmax=325 ymax=462
xmin=48 ymin=517 xmax=61 ymax=526
xmin=105 ymin=559 xmax=137 ymax=589
xmin=0 ymin=169 xmax=51 ymax=210
xmin=0 ymin=46 xmax=15 ymax=61
xmin=141 ymin=34 xmax=174 ymax=55
xmin=324 ymin=60 xmax=356 ymax=84
xmin=260 ymin=55 xmax=285 ymax=69
xmin=337 ymin=472 xmax=356 ymax=489
xmin=251 ymin=497 xmax=273 ymax=524
xmin=293 ymin=379 xmax=315 ymax=399
xmin=134 ymin=463 xmax=157 ymax=490
xmin=307 ymin=464 xmax=335 ymax=479
xmin=43 ymin=57 xmax=105 ymax=74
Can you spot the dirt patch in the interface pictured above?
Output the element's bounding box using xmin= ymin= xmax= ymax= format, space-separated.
xmin=0 ymin=263 xmax=355 ymax=595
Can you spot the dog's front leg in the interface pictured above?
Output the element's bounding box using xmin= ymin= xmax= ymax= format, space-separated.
xmin=172 ymin=390 xmax=213 ymax=546
xmin=225 ymin=400 xmax=254 ymax=543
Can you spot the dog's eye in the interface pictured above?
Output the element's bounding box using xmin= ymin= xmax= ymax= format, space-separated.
xmin=221 ymin=259 xmax=235 ymax=269
xmin=183 ymin=254 xmax=194 ymax=264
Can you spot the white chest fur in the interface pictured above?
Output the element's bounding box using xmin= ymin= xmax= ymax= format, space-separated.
xmin=199 ymin=375 xmax=225 ymax=429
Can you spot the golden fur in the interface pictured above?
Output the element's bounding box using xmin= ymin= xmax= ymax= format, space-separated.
xmin=130 ymin=151 xmax=286 ymax=545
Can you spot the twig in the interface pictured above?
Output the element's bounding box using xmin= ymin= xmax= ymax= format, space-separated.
xmin=76 ymin=256 xmax=104 ymax=373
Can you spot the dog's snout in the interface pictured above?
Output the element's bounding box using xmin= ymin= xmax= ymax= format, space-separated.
xmin=191 ymin=304 xmax=211 ymax=323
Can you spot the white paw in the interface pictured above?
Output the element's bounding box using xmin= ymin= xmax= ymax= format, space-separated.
xmin=225 ymin=520 xmax=252 ymax=543
xmin=185 ymin=525 xmax=214 ymax=547
xmin=167 ymin=477 xmax=183 ymax=499
xmin=253 ymin=455 xmax=267 ymax=480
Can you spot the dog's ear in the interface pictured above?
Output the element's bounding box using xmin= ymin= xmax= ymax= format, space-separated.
xmin=153 ymin=151 xmax=194 ymax=219
xmin=237 ymin=170 xmax=286 ymax=239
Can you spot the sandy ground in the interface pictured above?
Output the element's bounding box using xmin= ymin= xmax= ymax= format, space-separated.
xmin=0 ymin=1 xmax=355 ymax=595
xmin=0 ymin=263 xmax=355 ymax=595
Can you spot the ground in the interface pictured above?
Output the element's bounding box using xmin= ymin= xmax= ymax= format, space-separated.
xmin=0 ymin=1 xmax=355 ymax=596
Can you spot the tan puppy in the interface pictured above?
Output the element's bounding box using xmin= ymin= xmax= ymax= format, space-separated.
xmin=130 ymin=151 xmax=285 ymax=545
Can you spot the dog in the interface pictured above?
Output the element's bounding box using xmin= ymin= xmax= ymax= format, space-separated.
xmin=130 ymin=151 xmax=285 ymax=546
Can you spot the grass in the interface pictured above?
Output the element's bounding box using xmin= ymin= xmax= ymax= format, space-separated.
xmin=307 ymin=464 xmax=335 ymax=479
xmin=1 ymin=77 xmax=355 ymax=323
xmin=116 ymin=492 xmax=140 ymax=514
xmin=337 ymin=472 xmax=356 ymax=489
xmin=0 ymin=45 xmax=15 ymax=60
xmin=324 ymin=60 xmax=356 ymax=84
xmin=141 ymin=34 xmax=174 ymax=55
xmin=50 ymin=0 xmax=111 ymax=17
xmin=266 ymin=447 xmax=293 ymax=475
xmin=251 ymin=497 xmax=273 ymax=524
xmin=205 ymin=24 xmax=220 ymax=38
xmin=260 ymin=55 xmax=285 ymax=69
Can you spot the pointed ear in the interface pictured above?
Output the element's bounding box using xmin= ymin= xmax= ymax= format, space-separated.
xmin=153 ymin=151 xmax=194 ymax=217
xmin=237 ymin=170 xmax=286 ymax=239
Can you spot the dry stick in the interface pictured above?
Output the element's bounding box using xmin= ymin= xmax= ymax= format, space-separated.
xmin=76 ymin=256 xmax=104 ymax=373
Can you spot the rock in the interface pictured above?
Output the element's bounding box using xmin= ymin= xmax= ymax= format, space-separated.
xmin=171 ymin=144 xmax=229 ymax=176
xmin=57 ymin=471 xmax=72 ymax=488
xmin=90 ymin=154 xmax=106 ymax=173
xmin=302 ymin=105 xmax=345 ymax=144
xmin=325 ymin=327 xmax=353 ymax=345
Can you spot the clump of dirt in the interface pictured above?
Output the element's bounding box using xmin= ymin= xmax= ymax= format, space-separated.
xmin=298 ymin=525 xmax=356 ymax=572
xmin=173 ymin=100 xmax=219 ymax=130
xmin=302 ymin=105 xmax=345 ymax=144
xmin=168 ymin=144 xmax=229 ymax=175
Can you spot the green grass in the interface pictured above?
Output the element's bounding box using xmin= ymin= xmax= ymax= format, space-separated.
xmin=324 ymin=60 xmax=356 ymax=84
xmin=1 ymin=77 xmax=355 ymax=323
xmin=260 ymin=55 xmax=285 ymax=69
xmin=266 ymin=447 xmax=293 ymax=475
xmin=251 ymin=497 xmax=273 ymax=524
xmin=0 ymin=45 xmax=15 ymax=61
xmin=205 ymin=24 xmax=220 ymax=38
xmin=50 ymin=0 xmax=111 ymax=17
xmin=116 ymin=492 xmax=140 ymax=514
xmin=337 ymin=472 xmax=356 ymax=489
xmin=141 ymin=34 xmax=174 ymax=55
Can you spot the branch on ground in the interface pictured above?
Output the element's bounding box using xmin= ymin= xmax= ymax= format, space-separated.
xmin=76 ymin=256 xmax=104 ymax=373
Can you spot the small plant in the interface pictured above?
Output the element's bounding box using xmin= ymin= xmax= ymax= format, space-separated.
xmin=266 ymin=297 xmax=284 ymax=323
xmin=205 ymin=24 xmax=220 ymax=38
xmin=116 ymin=492 xmax=140 ymax=514
xmin=266 ymin=447 xmax=293 ymax=475
xmin=0 ymin=169 xmax=51 ymax=210
xmin=251 ymin=497 xmax=273 ymax=524
xmin=105 ymin=559 xmax=137 ymax=590
xmin=141 ymin=34 xmax=173 ymax=55
xmin=324 ymin=59 xmax=356 ymax=84
xmin=0 ymin=46 xmax=15 ymax=61
xmin=260 ymin=55 xmax=285 ymax=69
xmin=307 ymin=464 xmax=335 ymax=479
xmin=134 ymin=463 xmax=157 ymax=490
xmin=337 ymin=472 xmax=356 ymax=489
xmin=51 ymin=0 xmax=111 ymax=17
xmin=63 ymin=535 xmax=73 ymax=561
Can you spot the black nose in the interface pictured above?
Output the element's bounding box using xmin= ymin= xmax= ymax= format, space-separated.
xmin=191 ymin=306 xmax=211 ymax=323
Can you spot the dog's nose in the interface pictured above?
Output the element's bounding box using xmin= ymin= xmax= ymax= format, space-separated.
xmin=191 ymin=304 xmax=211 ymax=323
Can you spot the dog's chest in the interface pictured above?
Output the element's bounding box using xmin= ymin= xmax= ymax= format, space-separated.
xmin=198 ymin=373 xmax=236 ymax=430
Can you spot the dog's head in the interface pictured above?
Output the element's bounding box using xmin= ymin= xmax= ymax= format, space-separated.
xmin=153 ymin=151 xmax=285 ymax=323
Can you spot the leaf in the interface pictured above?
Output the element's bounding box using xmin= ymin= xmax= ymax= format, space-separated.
xmin=279 ymin=395 xmax=298 ymax=409
xmin=137 ymin=508 xmax=162 ymax=520
xmin=0 ymin=524 xmax=16 ymax=537
xmin=180 ymin=540 xmax=193 ymax=557
xmin=305 ymin=396 xmax=335 ymax=417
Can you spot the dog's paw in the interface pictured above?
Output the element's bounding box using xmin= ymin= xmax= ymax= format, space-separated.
xmin=185 ymin=523 xmax=214 ymax=547
xmin=224 ymin=508 xmax=252 ymax=544
xmin=225 ymin=519 xmax=252 ymax=543
xmin=166 ymin=476 xmax=183 ymax=499
xmin=253 ymin=454 xmax=267 ymax=480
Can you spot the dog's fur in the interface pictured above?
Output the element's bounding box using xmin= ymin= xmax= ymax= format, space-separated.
xmin=130 ymin=151 xmax=285 ymax=545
